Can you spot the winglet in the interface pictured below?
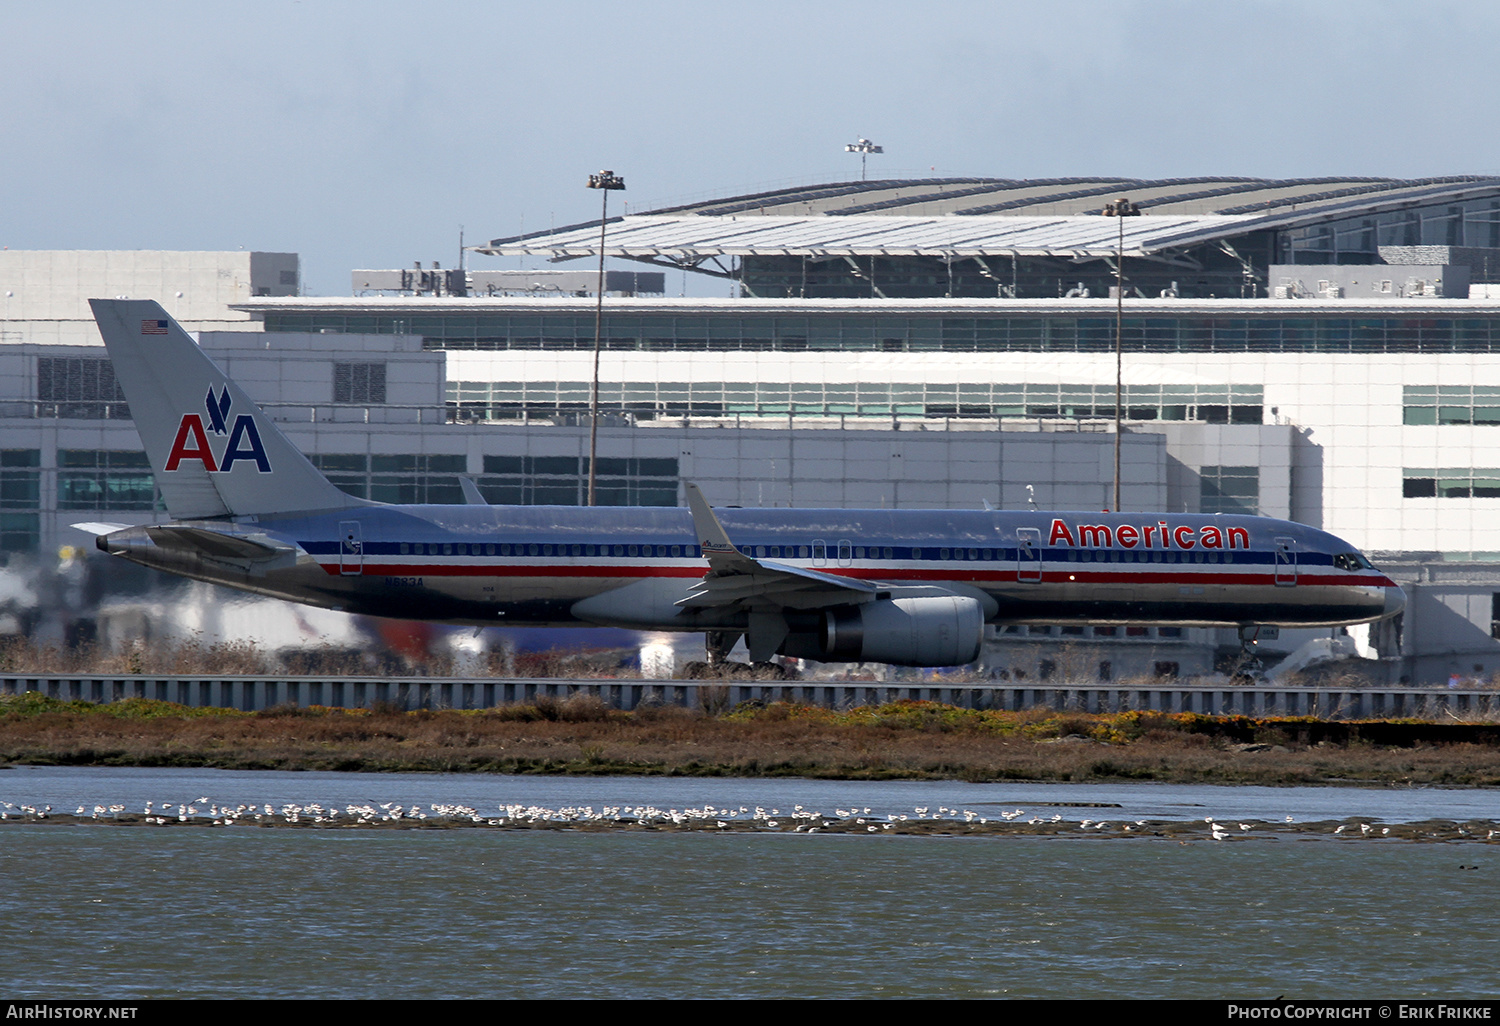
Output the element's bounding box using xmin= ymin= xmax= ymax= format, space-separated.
xmin=684 ymin=483 xmax=758 ymax=574
xmin=458 ymin=476 xmax=488 ymax=505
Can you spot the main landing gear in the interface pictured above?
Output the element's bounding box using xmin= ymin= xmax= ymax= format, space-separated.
xmin=681 ymin=630 xmax=792 ymax=680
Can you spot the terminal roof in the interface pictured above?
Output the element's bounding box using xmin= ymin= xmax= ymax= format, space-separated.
xmin=473 ymin=175 xmax=1500 ymax=262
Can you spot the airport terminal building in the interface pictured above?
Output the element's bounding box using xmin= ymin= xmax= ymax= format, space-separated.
xmin=9 ymin=176 xmax=1500 ymax=682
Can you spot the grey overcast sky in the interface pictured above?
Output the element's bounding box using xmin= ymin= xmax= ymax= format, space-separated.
xmin=5 ymin=0 xmax=1500 ymax=296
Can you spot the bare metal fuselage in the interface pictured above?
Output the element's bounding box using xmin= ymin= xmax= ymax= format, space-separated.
xmin=83 ymin=298 xmax=1406 ymax=669
xmin=98 ymin=504 xmax=1405 ymax=633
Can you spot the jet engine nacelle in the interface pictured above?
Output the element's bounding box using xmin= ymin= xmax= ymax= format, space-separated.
xmin=821 ymin=595 xmax=984 ymax=667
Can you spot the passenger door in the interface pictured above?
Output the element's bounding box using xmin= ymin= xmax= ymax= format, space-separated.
xmin=1274 ymin=536 xmax=1296 ymax=586
xmin=1016 ymin=528 xmax=1042 ymax=583
xmin=340 ymin=520 xmax=363 ymax=576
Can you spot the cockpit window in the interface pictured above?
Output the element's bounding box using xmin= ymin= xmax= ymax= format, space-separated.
xmin=1333 ymin=552 xmax=1373 ymax=571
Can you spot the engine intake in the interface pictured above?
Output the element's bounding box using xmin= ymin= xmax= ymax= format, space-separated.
xmin=821 ymin=595 xmax=983 ymax=667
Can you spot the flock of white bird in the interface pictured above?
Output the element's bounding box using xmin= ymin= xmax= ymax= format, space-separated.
xmin=0 ymin=799 xmax=998 ymax=830
xmin=0 ymin=799 xmax=1496 ymax=840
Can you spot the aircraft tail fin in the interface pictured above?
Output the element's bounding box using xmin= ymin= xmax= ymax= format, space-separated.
xmin=89 ymin=299 xmax=364 ymax=520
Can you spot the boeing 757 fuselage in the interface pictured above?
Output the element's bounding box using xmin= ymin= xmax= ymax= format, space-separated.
xmin=79 ymin=300 xmax=1405 ymax=668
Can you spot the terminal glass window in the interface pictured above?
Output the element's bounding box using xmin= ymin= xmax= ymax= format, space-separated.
xmin=36 ymin=357 xmax=130 ymax=420
xmin=0 ymin=450 xmax=41 ymax=554
xmin=311 ymin=453 xmax=466 ymax=503
xmin=0 ymin=514 xmax=38 ymax=555
xmin=1403 ymin=469 xmax=1437 ymax=498
xmin=1282 ymin=196 xmax=1500 ymax=264
xmin=310 ymin=454 xmax=370 ymax=498
xmin=448 ymin=380 xmax=1262 ymax=425
xmin=1200 ymin=465 xmax=1259 ymax=515
xmin=0 ymin=450 xmax=40 ymax=509
xmin=333 ymin=362 xmax=387 ymax=404
xmin=266 ymin=308 xmax=1500 ymax=356
xmin=479 ymin=456 xmax=678 ymax=506
xmin=1404 ymin=386 xmax=1500 ymax=426
xmin=370 ymin=454 xmax=465 ymax=503
xmin=1403 ymin=468 xmax=1500 ymax=499
xmin=57 ymin=450 xmax=155 ymax=510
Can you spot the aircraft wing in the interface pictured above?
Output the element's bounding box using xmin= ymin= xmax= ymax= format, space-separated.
xmin=679 ymin=483 xmax=880 ymax=612
xmin=677 ymin=558 xmax=880 ymax=611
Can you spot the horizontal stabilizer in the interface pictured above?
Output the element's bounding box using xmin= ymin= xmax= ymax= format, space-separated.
xmin=70 ymin=522 xmax=132 ymax=537
xmin=144 ymin=526 xmax=288 ymax=561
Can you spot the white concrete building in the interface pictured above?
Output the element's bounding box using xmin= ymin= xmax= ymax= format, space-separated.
xmin=0 ymin=250 xmax=297 ymax=345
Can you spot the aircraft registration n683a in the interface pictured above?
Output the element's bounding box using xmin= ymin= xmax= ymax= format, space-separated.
xmin=77 ymin=299 xmax=1405 ymax=669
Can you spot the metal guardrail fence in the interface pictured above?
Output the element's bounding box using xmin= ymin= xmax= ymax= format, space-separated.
xmin=3 ymin=674 xmax=1498 ymax=721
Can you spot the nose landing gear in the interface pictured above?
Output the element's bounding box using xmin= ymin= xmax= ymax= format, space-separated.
xmin=1231 ymin=625 xmax=1268 ymax=683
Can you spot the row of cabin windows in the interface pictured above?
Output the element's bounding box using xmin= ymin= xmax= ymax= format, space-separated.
xmin=389 ymin=543 xmax=1245 ymax=563
xmin=398 ymin=542 xmax=696 ymax=558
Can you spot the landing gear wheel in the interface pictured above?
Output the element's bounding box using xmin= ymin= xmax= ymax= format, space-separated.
xmin=748 ymin=661 xmax=791 ymax=681
xmin=705 ymin=631 xmax=743 ymax=671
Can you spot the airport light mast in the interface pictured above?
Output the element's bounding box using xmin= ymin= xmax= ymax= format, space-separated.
xmin=1103 ymin=196 xmax=1141 ymax=512
xmin=586 ymin=170 xmax=626 ymax=506
xmin=845 ymin=138 xmax=883 ymax=181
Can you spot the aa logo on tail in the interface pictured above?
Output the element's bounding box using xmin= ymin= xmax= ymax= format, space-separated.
xmin=164 ymin=386 xmax=271 ymax=473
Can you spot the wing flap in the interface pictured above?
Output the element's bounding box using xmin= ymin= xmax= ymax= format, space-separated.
xmin=678 ymin=561 xmax=879 ymax=608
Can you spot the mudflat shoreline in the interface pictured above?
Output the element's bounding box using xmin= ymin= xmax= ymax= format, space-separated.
xmin=4 ymin=806 xmax=1497 ymax=843
xmin=4 ymin=691 xmax=1500 ymax=787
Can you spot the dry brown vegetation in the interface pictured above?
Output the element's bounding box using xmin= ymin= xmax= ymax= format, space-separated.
xmin=4 ymin=692 xmax=1500 ymax=785
xmin=0 ymin=637 xmax=640 ymax=679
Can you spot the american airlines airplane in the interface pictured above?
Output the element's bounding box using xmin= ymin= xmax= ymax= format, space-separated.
xmin=77 ymin=299 xmax=1405 ymax=669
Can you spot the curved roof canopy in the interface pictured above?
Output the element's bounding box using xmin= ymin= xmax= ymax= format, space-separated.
xmin=474 ymin=175 xmax=1500 ymax=265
